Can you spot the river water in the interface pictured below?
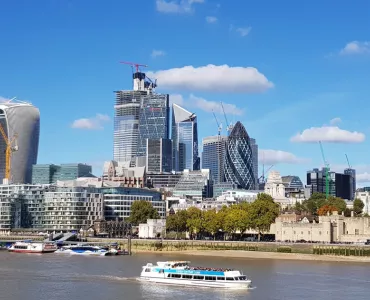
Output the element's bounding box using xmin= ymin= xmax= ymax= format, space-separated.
xmin=0 ymin=251 xmax=369 ymax=300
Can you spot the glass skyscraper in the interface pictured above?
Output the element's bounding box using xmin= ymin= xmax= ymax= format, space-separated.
xmin=146 ymin=138 xmax=172 ymax=173
xmin=202 ymin=136 xmax=227 ymax=184
xmin=171 ymin=104 xmax=199 ymax=172
xmin=137 ymin=94 xmax=170 ymax=157
xmin=224 ymin=121 xmax=255 ymax=190
xmin=250 ymin=138 xmax=258 ymax=189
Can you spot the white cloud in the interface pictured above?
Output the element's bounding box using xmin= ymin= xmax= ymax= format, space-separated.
xmin=71 ymin=114 xmax=110 ymax=130
xmin=330 ymin=164 xmax=370 ymax=184
xmin=147 ymin=64 xmax=273 ymax=93
xmin=329 ymin=117 xmax=341 ymax=125
xmin=290 ymin=126 xmax=365 ymax=143
xmin=170 ymin=94 xmax=243 ymax=116
xmin=340 ymin=41 xmax=370 ymax=55
xmin=357 ymin=172 xmax=370 ymax=183
xmin=156 ymin=0 xmax=204 ymax=14
xmin=206 ymin=16 xmax=218 ymax=23
xmin=236 ymin=27 xmax=252 ymax=37
xmin=151 ymin=49 xmax=166 ymax=58
xmin=258 ymin=149 xmax=308 ymax=165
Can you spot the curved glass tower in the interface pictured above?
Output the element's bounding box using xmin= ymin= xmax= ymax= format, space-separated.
xmin=224 ymin=121 xmax=255 ymax=190
xmin=0 ymin=101 xmax=40 ymax=184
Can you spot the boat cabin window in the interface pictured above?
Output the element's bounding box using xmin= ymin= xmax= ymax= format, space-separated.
xmin=226 ymin=277 xmax=235 ymax=281
xmin=193 ymin=275 xmax=204 ymax=280
xmin=145 ymin=268 xmax=150 ymax=272
xmin=171 ymin=274 xmax=181 ymax=278
xmin=14 ymin=246 xmax=28 ymax=249
xmin=217 ymin=277 xmax=225 ymax=280
xmin=205 ymin=276 xmax=216 ymax=281
xmin=239 ymin=276 xmax=247 ymax=280
xmin=182 ymin=275 xmax=192 ymax=279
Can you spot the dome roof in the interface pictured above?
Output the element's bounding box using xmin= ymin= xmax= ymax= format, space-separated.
xmin=229 ymin=121 xmax=249 ymax=139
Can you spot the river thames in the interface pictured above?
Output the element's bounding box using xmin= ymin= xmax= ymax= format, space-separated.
xmin=0 ymin=251 xmax=369 ymax=300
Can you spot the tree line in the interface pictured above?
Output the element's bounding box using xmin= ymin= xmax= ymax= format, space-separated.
xmin=166 ymin=193 xmax=280 ymax=240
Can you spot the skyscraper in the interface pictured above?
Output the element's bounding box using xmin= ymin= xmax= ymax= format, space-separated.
xmin=136 ymin=94 xmax=170 ymax=157
xmin=114 ymin=69 xmax=164 ymax=163
xmin=146 ymin=138 xmax=172 ymax=173
xmin=171 ymin=104 xmax=199 ymax=171
xmin=250 ymin=138 xmax=258 ymax=189
xmin=202 ymin=136 xmax=227 ymax=184
xmin=224 ymin=121 xmax=255 ymax=190
xmin=0 ymin=101 xmax=40 ymax=184
xmin=344 ymin=168 xmax=356 ymax=200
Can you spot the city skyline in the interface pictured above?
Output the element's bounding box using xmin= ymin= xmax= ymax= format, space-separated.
xmin=1 ymin=1 xmax=370 ymax=186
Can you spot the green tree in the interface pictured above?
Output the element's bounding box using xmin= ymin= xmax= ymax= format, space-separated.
xmin=249 ymin=193 xmax=279 ymax=240
xmin=128 ymin=200 xmax=160 ymax=225
xmin=302 ymin=193 xmax=327 ymax=215
xmin=203 ymin=209 xmax=221 ymax=239
xmin=223 ymin=209 xmax=239 ymax=237
xmin=166 ymin=210 xmax=188 ymax=238
xmin=353 ymin=198 xmax=365 ymax=216
xmin=186 ymin=207 xmax=203 ymax=238
xmin=326 ymin=196 xmax=346 ymax=214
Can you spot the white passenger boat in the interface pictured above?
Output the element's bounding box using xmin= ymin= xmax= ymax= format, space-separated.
xmin=139 ymin=261 xmax=252 ymax=289
xmin=8 ymin=241 xmax=57 ymax=254
xmin=55 ymin=245 xmax=117 ymax=256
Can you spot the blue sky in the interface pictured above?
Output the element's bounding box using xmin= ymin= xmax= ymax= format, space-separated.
xmin=1 ymin=0 xmax=370 ymax=185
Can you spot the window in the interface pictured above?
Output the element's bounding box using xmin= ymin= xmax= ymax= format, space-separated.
xmin=145 ymin=268 xmax=150 ymax=272
xmin=182 ymin=275 xmax=192 ymax=279
xmin=217 ymin=277 xmax=225 ymax=280
xmin=226 ymin=277 xmax=234 ymax=281
xmin=193 ymin=275 xmax=204 ymax=280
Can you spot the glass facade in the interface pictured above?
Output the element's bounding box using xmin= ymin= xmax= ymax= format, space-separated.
xmin=146 ymin=138 xmax=172 ymax=173
xmin=224 ymin=121 xmax=255 ymax=190
xmin=171 ymin=104 xmax=199 ymax=172
xmin=32 ymin=164 xmax=60 ymax=184
xmin=136 ymin=94 xmax=169 ymax=157
xmin=56 ymin=164 xmax=92 ymax=181
xmin=202 ymin=136 xmax=227 ymax=184
xmin=0 ymin=102 xmax=40 ymax=183
xmin=307 ymin=168 xmax=336 ymax=197
xmin=113 ymin=90 xmax=144 ymax=162
xmin=344 ymin=168 xmax=356 ymax=200
xmin=250 ymin=138 xmax=258 ymax=189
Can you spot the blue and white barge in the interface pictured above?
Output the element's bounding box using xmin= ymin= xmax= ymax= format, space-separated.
xmin=55 ymin=245 xmax=117 ymax=256
xmin=139 ymin=261 xmax=252 ymax=289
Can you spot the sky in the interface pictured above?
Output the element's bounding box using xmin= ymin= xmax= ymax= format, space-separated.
xmin=1 ymin=0 xmax=370 ymax=186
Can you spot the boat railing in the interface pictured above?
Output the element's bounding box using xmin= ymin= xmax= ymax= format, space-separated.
xmin=184 ymin=266 xmax=235 ymax=272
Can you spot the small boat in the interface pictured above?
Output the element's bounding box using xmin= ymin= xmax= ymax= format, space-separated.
xmin=139 ymin=261 xmax=252 ymax=289
xmin=8 ymin=241 xmax=57 ymax=254
xmin=55 ymin=245 xmax=114 ymax=256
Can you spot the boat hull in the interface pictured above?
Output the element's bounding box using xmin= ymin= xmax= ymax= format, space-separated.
xmin=139 ymin=276 xmax=251 ymax=289
xmin=8 ymin=249 xmax=56 ymax=254
xmin=55 ymin=250 xmax=107 ymax=256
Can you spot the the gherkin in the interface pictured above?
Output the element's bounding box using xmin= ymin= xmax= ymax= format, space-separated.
xmin=224 ymin=121 xmax=255 ymax=190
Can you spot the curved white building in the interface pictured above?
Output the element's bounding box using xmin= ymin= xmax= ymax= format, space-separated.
xmin=0 ymin=101 xmax=40 ymax=183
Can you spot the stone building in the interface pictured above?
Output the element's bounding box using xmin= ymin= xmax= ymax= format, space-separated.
xmin=275 ymin=212 xmax=370 ymax=243
xmin=264 ymin=171 xmax=290 ymax=207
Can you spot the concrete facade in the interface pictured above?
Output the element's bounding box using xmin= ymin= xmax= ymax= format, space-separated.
xmin=138 ymin=219 xmax=166 ymax=238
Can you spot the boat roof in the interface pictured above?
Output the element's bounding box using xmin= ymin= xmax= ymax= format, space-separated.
xmin=158 ymin=261 xmax=190 ymax=264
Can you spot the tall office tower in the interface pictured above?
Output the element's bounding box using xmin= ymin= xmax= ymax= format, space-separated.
xmin=136 ymin=94 xmax=170 ymax=158
xmin=171 ymin=104 xmax=199 ymax=171
xmin=202 ymin=136 xmax=227 ymax=184
xmin=146 ymin=138 xmax=172 ymax=173
xmin=224 ymin=121 xmax=255 ymax=190
xmin=0 ymin=101 xmax=40 ymax=184
xmin=250 ymin=138 xmax=258 ymax=189
xmin=306 ymin=168 xmax=336 ymax=196
xmin=113 ymin=70 xmax=160 ymax=163
xmin=344 ymin=168 xmax=356 ymax=200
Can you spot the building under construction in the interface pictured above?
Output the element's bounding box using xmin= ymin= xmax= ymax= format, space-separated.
xmin=0 ymin=100 xmax=40 ymax=184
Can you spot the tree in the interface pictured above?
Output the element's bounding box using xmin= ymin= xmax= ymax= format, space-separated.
xmin=186 ymin=207 xmax=203 ymax=238
xmin=203 ymin=209 xmax=221 ymax=240
xmin=326 ymin=196 xmax=346 ymax=214
xmin=317 ymin=204 xmax=338 ymax=216
xmin=249 ymin=193 xmax=279 ymax=240
xmin=223 ymin=209 xmax=239 ymax=237
xmin=128 ymin=200 xmax=160 ymax=225
xmin=166 ymin=209 xmax=188 ymax=239
xmin=353 ymin=198 xmax=365 ymax=216
xmin=302 ymin=193 xmax=326 ymax=215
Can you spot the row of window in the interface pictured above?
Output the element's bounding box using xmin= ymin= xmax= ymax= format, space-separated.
xmin=166 ymin=274 xmax=247 ymax=281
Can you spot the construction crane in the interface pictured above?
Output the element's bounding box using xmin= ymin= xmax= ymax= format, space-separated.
xmin=345 ymin=154 xmax=352 ymax=168
xmin=319 ymin=141 xmax=330 ymax=200
xmin=212 ymin=111 xmax=222 ymax=136
xmin=259 ymin=164 xmax=274 ymax=184
xmin=119 ymin=61 xmax=148 ymax=73
xmin=0 ymin=124 xmax=18 ymax=182
xmin=220 ymin=102 xmax=233 ymax=136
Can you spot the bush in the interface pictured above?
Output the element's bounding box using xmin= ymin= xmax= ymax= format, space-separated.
xmin=277 ymin=247 xmax=292 ymax=253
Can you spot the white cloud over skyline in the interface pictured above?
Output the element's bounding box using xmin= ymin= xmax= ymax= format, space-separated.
xmin=258 ymin=149 xmax=309 ymax=165
xmin=206 ymin=16 xmax=218 ymax=23
xmin=156 ymin=0 xmax=204 ymax=14
xmin=329 ymin=117 xmax=341 ymax=125
xmin=340 ymin=41 xmax=370 ymax=55
xmin=236 ymin=27 xmax=252 ymax=37
xmin=291 ymin=126 xmax=365 ymax=143
xmin=151 ymin=49 xmax=166 ymax=58
xmin=71 ymin=114 xmax=110 ymax=130
xmin=148 ymin=64 xmax=273 ymax=93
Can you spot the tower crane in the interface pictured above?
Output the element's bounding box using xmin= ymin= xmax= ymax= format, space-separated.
xmin=0 ymin=124 xmax=18 ymax=182
xmin=319 ymin=141 xmax=330 ymax=200
xmin=345 ymin=154 xmax=352 ymax=169
xmin=220 ymin=102 xmax=233 ymax=136
xmin=259 ymin=164 xmax=274 ymax=184
xmin=212 ymin=111 xmax=222 ymax=136
xmin=119 ymin=61 xmax=148 ymax=73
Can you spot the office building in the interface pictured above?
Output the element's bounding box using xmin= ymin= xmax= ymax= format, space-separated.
xmin=224 ymin=121 xmax=255 ymax=190
xmin=250 ymin=138 xmax=259 ymax=189
xmin=146 ymin=139 xmax=172 ymax=173
xmin=103 ymin=160 xmax=145 ymax=188
xmin=202 ymin=136 xmax=227 ymax=184
xmin=307 ymin=168 xmax=336 ymax=197
xmin=146 ymin=172 xmax=182 ymax=190
xmin=281 ymin=176 xmax=304 ymax=193
xmin=335 ymin=173 xmax=352 ymax=200
xmin=0 ymin=100 xmax=40 ymax=184
xmin=171 ymin=104 xmax=199 ymax=172
xmin=136 ymin=94 xmax=170 ymax=158
xmin=32 ymin=163 xmax=93 ymax=184
xmin=344 ymin=168 xmax=356 ymax=200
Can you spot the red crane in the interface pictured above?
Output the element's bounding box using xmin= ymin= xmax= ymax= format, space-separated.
xmin=120 ymin=61 xmax=148 ymax=73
